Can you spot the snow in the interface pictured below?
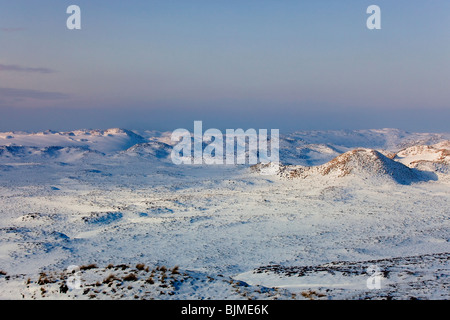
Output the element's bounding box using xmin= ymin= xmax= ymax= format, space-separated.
xmin=0 ymin=128 xmax=449 ymax=300
xmin=0 ymin=128 xmax=146 ymax=153
xmin=394 ymin=142 xmax=450 ymax=166
xmin=273 ymin=148 xmax=439 ymax=185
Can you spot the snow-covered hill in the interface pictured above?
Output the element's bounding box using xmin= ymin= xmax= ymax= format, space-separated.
xmin=283 ymin=128 xmax=450 ymax=151
xmin=389 ymin=141 xmax=450 ymax=179
xmin=0 ymin=128 xmax=146 ymax=153
xmin=394 ymin=141 xmax=450 ymax=166
xmin=0 ymin=146 xmax=104 ymax=163
xmin=122 ymin=142 xmax=173 ymax=160
xmin=274 ymin=149 xmax=437 ymax=185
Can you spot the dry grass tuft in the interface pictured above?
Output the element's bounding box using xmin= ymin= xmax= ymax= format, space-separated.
xmin=300 ymin=290 xmax=326 ymax=299
xmin=37 ymin=273 xmax=55 ymax=285
xmin=103 ymin=274 xmax=118 ymax=284
xmin=145 ymin=277 xmax=155 ymax=284
xmin=123 ymin=273 xmax=138 ymax=282
xmin=80 ymin=264 xmax=97 ymax=271
xmin=171 ymin=266 xmax=180 ymax=275
xmin=159 ymin=266 xmax=167 ymax=273
xmin=136 ymin=263 xmax=146 ymax=271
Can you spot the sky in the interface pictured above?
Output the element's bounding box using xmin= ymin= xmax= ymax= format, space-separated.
xmin=0 ymin=0 xmax=449 ymax=133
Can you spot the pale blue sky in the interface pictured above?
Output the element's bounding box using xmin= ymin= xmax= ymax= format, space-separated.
xmin=0 ymin=1 xmax=449 ymax=132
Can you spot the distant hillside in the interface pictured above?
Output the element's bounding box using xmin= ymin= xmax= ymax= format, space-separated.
xmin=1 ymin=128 xmax=449 ymax=170
xmin=123 ymin=141 xmax=173 ymax=160
xmin=0 ymin=145 xmax=104 ymax=163
xmin=394 ymin=141 xmax=450 ymax=166
xmin=282 ymin=129 xmax=450 ymax=151
xmin=0 ymin=128 xmax=146 ymax=153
